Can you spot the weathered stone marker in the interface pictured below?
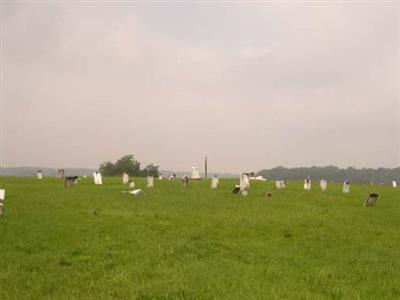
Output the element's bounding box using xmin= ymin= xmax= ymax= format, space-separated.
xmin=320 ymin=179 xmax=328 ymax=192
xmin=240 ymin=173 xmax=250 ymax=196
xmin=93 ymin=172 xmax=103 ymax=185
xmin=182 ymin=175 xmax=189 ymax=188
xmin=364 ymin=193 xmax=378 ymax=207
xmin=37 ymin=170 xmax=43 ymax=179
xmin=64 ymin=176 xmax=78 ymax=188
xmin=343 ymin=180 xmax=351 ymax=193
xmin=57 ymin=169 xmax=65 ymax=179
xmin=275 ymin=180 xmax=285 ymax=189
xmin=211 ymin=175 xmax=219 ymax=189
xmin=128 ymin=180 xmax=136 ymax=188
xmin=304 ymin=178 xmax=311 ymax=190
xmin=146 ymin=176 xmax=154 ymax=188
xmin=122 ymin=173 xmax=129 ymax=184
xmin=0 ymin=189 xmax=5 ymax=201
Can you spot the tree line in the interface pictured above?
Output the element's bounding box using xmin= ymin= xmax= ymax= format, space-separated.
xmin=99 ymin=155 xmax=159 ymax=177
xmin=256 ymin=166 xmax=400 ymax=184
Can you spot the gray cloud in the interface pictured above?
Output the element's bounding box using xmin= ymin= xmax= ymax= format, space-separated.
xmin=3 ymin=3 xmax=399 ymax=173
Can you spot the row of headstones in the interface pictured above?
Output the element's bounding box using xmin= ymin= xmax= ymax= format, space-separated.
xmin=275 ymin=179 xmax=398 ymax=191
xmin=231 ymin=174 xmax=383 ymax=207
xmin=39 ymin=169 xmax=399 ymax=191
xmin=274 ymin=179 xmax=351 ymax=193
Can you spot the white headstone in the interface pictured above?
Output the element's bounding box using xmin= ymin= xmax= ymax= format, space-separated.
xmin=122 ymin=173 xmax=129 ymax=184
xmin=93 ymin=172 xmax=102 ymax=185
xmin=0 ymin=189 xmax=5 ymax=200
xmin=342 ymin=181 xmax=350 ymax=193
xmin=191 ymin=164 xmax=201 ymax=179
xmin=393 ymin=181 xmax=397 ymax=188
xmin=147 ymin=176 xmax=154 ymax=188
xmin=320 ymin=179 xmax=328 ymax=192
xmin=158 ymin=175 xmax=163 ymax=180
xmin=304 ymin=179 xmax=311 ymax=190
xmin=275 ymin=180 xmax=285 ymax=189
xmin=0 ymin=203 xmax=3 ymax=216
xmin=240 ymin=174 xmax=250 ymax=195
xmin=129 ymin=181 xmax=135 ymax=188
xmin=37 ymin=170 xmax=43 ymax=179
xmin=211 ymin=176 xmax=219 ymax=189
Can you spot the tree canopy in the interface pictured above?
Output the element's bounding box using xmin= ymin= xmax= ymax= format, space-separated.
xmin=99 ymin=155 xmax=159 ymax=177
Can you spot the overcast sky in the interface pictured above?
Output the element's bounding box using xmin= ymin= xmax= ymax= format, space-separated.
xmin=2 ymin=2 xmax=399 ymax=173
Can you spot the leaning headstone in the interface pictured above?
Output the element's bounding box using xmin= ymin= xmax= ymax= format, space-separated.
xmin=146 ymin=176 xmax=154 ymax=188
xmin=191 ymin=164 xmax=201 ymax=179
xmin=240 ymin=173 xmax=250 ymax=196
xmin=364 ymin=193 xmax=378 ymax=207
xmin=211 ymin=175 xmax=219 ymax=189
xmin=0 ymin=203 xmax=3 ymax=216
xmin=342 ymin=180 xmax=351 ymax=193
xmin=37 ymin=170 xmax=43 ymax=179
xmin=122 ymin=173 xmax=129 ymax=184
xmin=320 ymin=179 xmax=328 ymax=192
xmin=93 ymin=172 xmax=103 ymax=185
xmin=393 ymin=181 xmax=398 ymax=188
xmin=304 ymin=178 xmax=311 ymax=190
xmin=0 ymin=189 xmax=5 ymax=201
xmin=57 ymin=169 xmax=65 ymax=179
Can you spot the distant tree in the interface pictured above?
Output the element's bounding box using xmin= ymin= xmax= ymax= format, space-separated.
xmin=114 ymin=155 xmax=141 ymax=176
xmin=142 ymin=163 xmax=160 ymax=177
xmin=99 ymin=154 xmax=158 ymax=177
xmin=99 ymin=161 xmax=116 ymax=176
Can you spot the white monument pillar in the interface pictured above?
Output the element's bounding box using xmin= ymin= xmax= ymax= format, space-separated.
xmin=342 ymin=181 xmax=351 ymax=193
xmin=191 ymin=164 xmax=201 ymax=180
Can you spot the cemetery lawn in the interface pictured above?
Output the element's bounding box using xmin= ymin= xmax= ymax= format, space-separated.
xmin=0 ymin=177 xmax=399 ymax=300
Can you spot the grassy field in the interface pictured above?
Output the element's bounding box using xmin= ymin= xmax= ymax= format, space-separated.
xmin=0 ymin=177 xmax=399 ymax=300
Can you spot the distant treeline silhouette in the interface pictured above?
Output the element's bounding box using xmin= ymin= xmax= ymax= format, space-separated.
xmin=256 ymin=166 xmax=400 ymax=184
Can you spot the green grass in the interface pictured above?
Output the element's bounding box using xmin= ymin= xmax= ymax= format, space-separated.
xmin=0 ymin=177 xmax=399 ymax=299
